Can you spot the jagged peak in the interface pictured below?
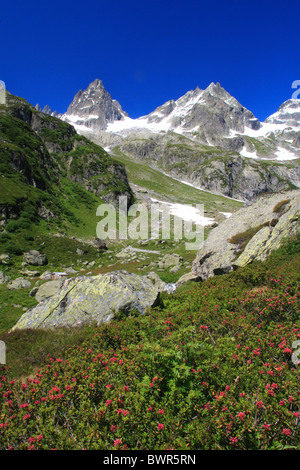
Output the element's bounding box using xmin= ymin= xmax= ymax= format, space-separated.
xmin=265 ymin=98 xmax=300 ymax=125
xmin=88 ymin=78 xmax=104 ymax=89
xmin=206 ymin=81 xmax=221 ymax=90
xmin=205 ymin=81 xmax=231 ymax=98
xmin=278 ymin=98 xmax=300 ymax=111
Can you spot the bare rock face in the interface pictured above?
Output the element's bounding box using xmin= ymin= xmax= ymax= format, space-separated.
xmin=11 ymin=271 xmax=161 ymax=330
xmin=177 ymin=190 xmax=300 ymax=284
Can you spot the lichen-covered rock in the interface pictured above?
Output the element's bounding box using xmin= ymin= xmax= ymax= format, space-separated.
xmin=158 ymin=253 xmax=183 ymax=269
xmin=11 ymin=270 xmax=161 ymax=330
xmin=177 ymin=190 xmax=300 ymax=284
xmin=7 ymin=278 xmax=32 ymax=290
xmin=35 ymin=279 xmax=65 ymax=303
xmin=146 ymin=271 xmax=166 ymax=291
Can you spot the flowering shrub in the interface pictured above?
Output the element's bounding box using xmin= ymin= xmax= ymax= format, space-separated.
xmin=0 ymin=241 xmax=299 ymax=450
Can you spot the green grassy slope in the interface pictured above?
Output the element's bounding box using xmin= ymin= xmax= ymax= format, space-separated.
xmin=110 ymin=147 xmax=243 ymax=214
xmin=0 ymin=92 xmax=134 ymax=255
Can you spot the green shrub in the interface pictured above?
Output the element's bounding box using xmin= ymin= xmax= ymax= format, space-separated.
xmin=4 ymin=220 xmax=19 ymax=233
xmin=3 ymin=241 xmax=22 ymax=255
xmin=0 ymin=240 xmax=299 ymax=450
xmin=273 ymin=199 xmax=291 ymax=213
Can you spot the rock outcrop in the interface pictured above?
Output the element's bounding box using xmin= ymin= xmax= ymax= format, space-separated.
xmin=177 ymin=190 xmax=300 ymax=284
xmin=24 ymin=250 xmax=48 ymax=266
xmin=11 ymin=271 xmax=161 ymax=330
xmin=112 ymin=131 xmax=300 ymax=202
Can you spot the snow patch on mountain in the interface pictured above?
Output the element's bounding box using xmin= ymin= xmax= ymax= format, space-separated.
xmin=149 ymin=197 xmax=215 ymax=226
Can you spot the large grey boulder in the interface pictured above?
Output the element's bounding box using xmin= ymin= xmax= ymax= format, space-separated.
xmin=11 ymin=270 xmax=161 ymax=330
xmin=24 ymin=250 xmax=48 ymax=266
xmin=177 ymin=190 xmax=300 ymax=284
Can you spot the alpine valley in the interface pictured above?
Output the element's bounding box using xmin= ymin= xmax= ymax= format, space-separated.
xmin=0 ymin=78 xmax=299 ymax=451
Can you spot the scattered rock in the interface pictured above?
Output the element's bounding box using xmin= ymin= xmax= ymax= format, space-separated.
xmin=0 ymin=271 xmax=9 ymax=284
xmin=169 ymin=265 xmax=180 ymax=273
xmin=137 ymin=240 xmax=149 ymax=246
xmin=115 ymin=252 xmax=130 ymax=259
xmin=24 ymin=250 xmax=48 ymax=266
xmin=65 ymin=267 xmax=78 ymax=274
xmin=20 ymin=270 xmax=40 ymax=278
xmin=7 ymin=278 xmax=32 ymax=290
xmin=158 ymin=253 xmax=183 ymax=269
xmin=0 ymin=254 xmax=10 ymax=264
xmin=40 ymin=271 xmax=52 ymax=280
xmin=90 ymin=238 xmax=107 ymax=251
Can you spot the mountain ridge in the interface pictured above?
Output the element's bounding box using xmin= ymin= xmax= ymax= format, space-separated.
xmin=34 ymin=79 xmax=300 ymax=202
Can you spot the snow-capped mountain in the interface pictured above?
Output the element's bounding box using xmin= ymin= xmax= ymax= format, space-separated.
xmin=61 ymin=80 xmax=261 ymax=139
xmin=57 ymin=78 xmax=300 ymax=164
xmin=265 ymin=99 xmax=300 ymax=126
xmin=106 ymin=82 xmax=262 ymax=142
xmin=61 ymin=78 xmax=128 ymax=131
xmin=227 ymin=99 xmax=300 ymax=162
xmin=45 ymin=78 xmax=300 ymax=202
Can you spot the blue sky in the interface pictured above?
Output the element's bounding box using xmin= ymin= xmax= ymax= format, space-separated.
xmin=1 ymin=0 xmax=299 ymax=121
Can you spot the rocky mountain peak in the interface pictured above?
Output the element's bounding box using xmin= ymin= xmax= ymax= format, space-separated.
xmin=265 ymin=99 xmax=300 ymax=126
xmin=62 ymin=79 xmax=128 ymax=131
xmin=35 ymin=103 xmax=59 ymax=117
xmin=206 ymin=81 xmax=222 ymax=92
xmin=90 ymin=78 xmax=104 ymax=88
